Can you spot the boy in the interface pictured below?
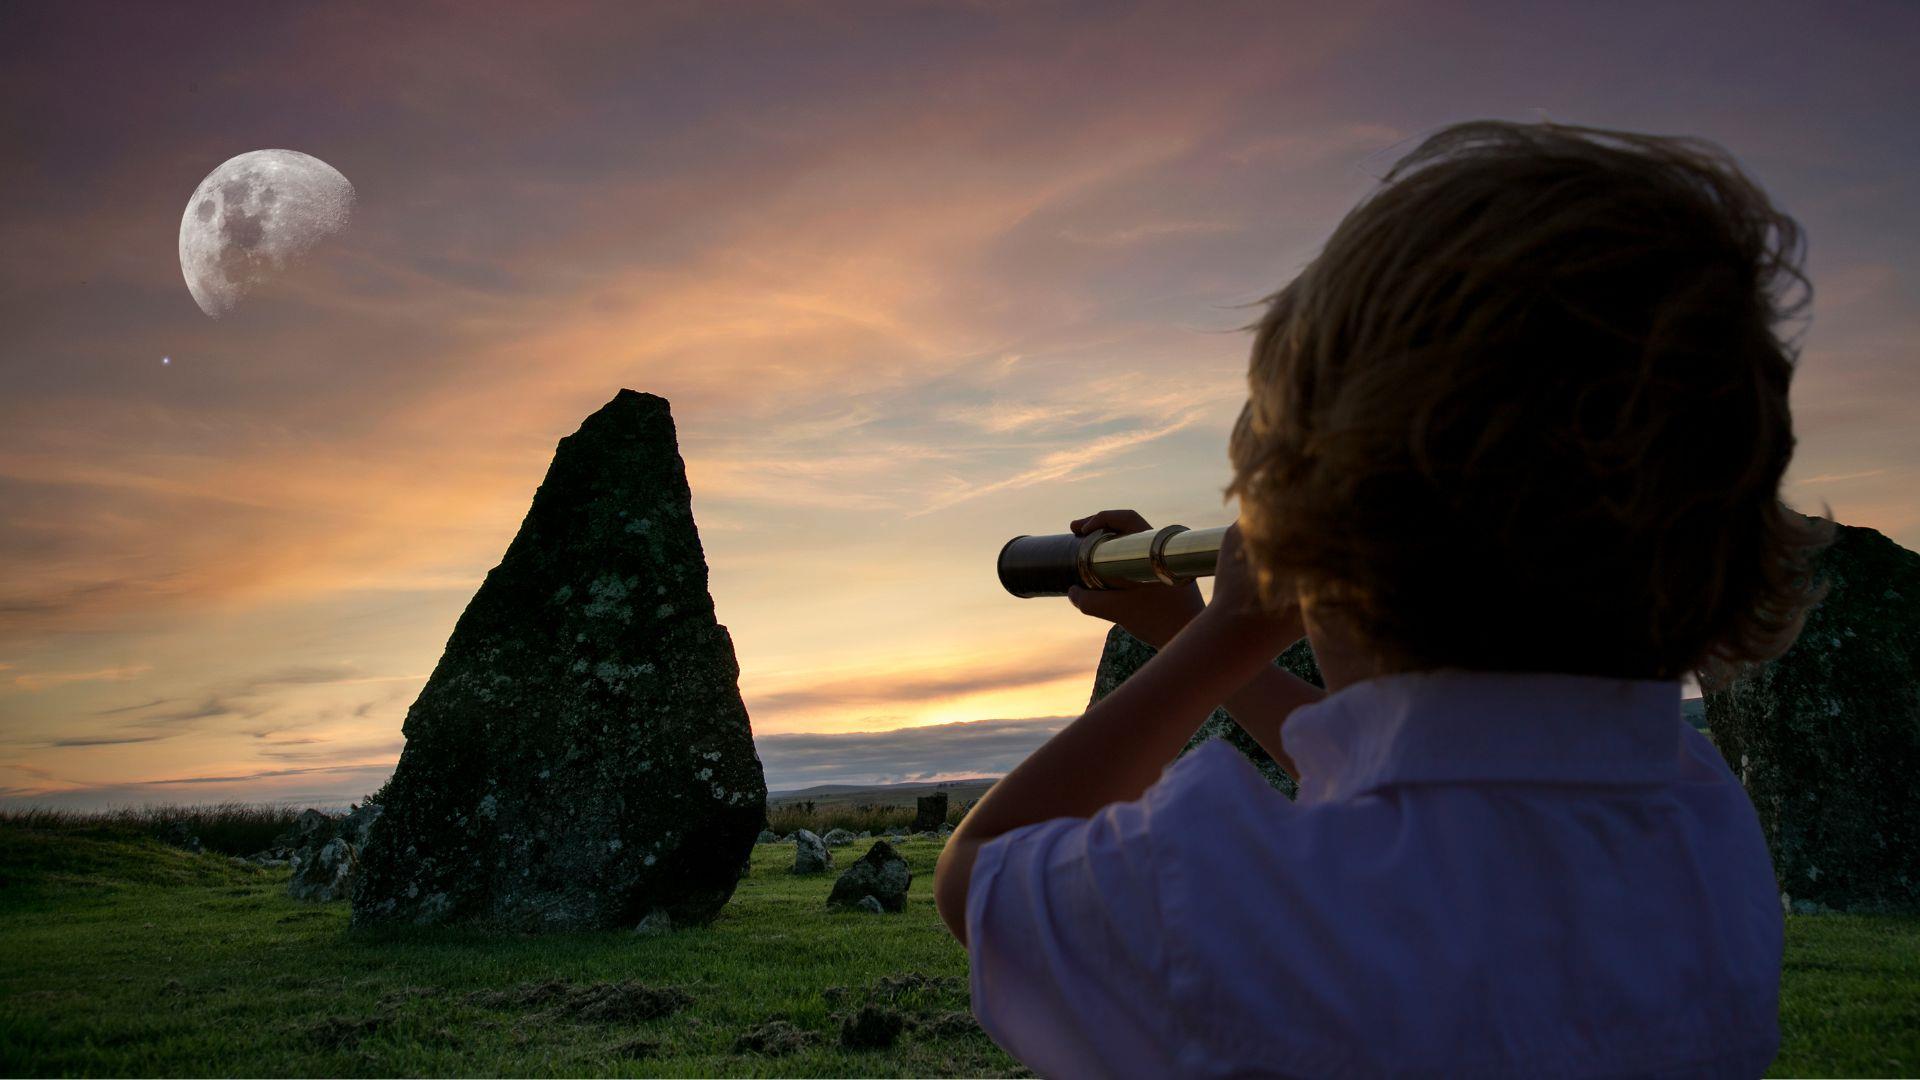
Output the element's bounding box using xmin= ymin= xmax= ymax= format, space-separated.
xmin=933 ymin=119 xmax=1827 ymax=1078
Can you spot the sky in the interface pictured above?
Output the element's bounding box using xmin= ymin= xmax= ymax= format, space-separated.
xmin=2 ymin=1 xmax=1916 ymax=808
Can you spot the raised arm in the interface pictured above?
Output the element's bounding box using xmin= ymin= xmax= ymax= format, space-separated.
xmin=934 ymin=518 xmax=1315 ymax=944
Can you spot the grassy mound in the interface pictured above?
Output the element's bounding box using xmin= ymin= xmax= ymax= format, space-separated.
xmin=1 ymin=824 xmax=1915 ymax=1076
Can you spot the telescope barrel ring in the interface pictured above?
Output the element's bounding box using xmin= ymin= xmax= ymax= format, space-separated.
xmin=1147 ymin=524 xmax=1191 ymax=585
xmin=1076 ymin=528 xmax=1117 ymax=590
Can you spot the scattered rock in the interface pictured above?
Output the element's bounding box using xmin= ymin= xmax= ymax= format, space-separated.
xmin=840 ymin=1004 xmax=906 ymax=1050
xmin=277 ymin=809 xmax=330 ymax=849
xmin=936 ymin=823 xmax=953 ymax=837
xmin=733 ymin=1019 xmax=819 ymax=1055
xmin=827 ymin=840 xmax=910 ymax=912
xmin=791 ymin=829 xmax=832 ymax=875
xmin=1092 ymin=624 xmax=1316 ymax=796
xmin=1707 ymin=518 xmax=1920 ymax=913
xmin=821 ymin=828 xmax=856 ymax=847
xmin=352 ymin=391 xmax=768 ymax=930
xmin=912 ymin=793 xmax=948 ymax=833
xmin=287 ymin=837 xmax=357 ymax=902
xmin=341 ymin=801 xmax=382 ymax=848
xmin=633 ymin=909 xmax=672 ymax=936
xmin=883 ymin=826 xmax=907 ymax=838
xmin=756 ymin=829 xmax=780 ymax=845
xmin=857 ymin=830 xmax=872 ymax=839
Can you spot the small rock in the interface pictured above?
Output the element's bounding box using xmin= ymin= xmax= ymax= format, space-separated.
xmin=288 ymin=837 xmax=357 ymax=902
xmin=912 ymin=793 xmax=948 ymax=833
xmin=827 ymin=840 xmax=910 ymax=912
xmin=857 ymin=830 xmax=872 ymax=839
xmin=791 ymin=829 xmax=832 ymax=875
xmin=633 ymin=909 xmax=672 ymax=936
xmin=342 ymin=802 xmax=383 ymax=848
xmin=822 ymin=828 xmax=855 ymax=847
xmin=883 ymin=826 xmax=908 ymax=838
xmin=855 ymin=895 xmax=884 ymax=914
xmin=756 ymin=829 xmax=779 ymax=845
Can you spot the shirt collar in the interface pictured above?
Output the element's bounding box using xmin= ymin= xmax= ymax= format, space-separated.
xmin=1279 ymin=670 xmax=1684 ymax=804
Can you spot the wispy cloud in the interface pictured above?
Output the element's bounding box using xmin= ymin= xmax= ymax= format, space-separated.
xmin=1793 ymin=468 xmax=1888 ymax=485
xmin=913 ymin=408 xmax=1210 ymax=516
xmin=748 ymin=653 xmax=1089 ymax=715
xmin=11 ymin=664 xmax=152 ymax=692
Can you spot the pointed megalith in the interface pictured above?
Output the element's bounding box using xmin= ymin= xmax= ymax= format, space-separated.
xmin=1089 ymin=626 xmax=1317 ymax=797
xmin=353 ymin=389 xmax=767 ymax=930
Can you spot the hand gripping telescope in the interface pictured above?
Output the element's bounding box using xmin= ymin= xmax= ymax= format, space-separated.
xmin=997 ymin=524 xmax=1228 ymax=598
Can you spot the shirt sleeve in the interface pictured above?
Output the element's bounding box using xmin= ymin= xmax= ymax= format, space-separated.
xmin=964 ymin=766 xmax=1186 ymax=1079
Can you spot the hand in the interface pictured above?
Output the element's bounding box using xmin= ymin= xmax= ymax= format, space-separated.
xmin=1195 ymin=521 xmax=1306 ymax=655
xmin=1064 ymin=509 xmax=1205 ymax=649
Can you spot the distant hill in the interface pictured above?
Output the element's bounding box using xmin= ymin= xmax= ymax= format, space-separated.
xmin=768 ymin=777 xmax=998 ymax=809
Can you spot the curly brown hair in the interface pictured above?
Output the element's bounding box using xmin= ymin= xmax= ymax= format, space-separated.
xmin=1226 ymin=119 xmax=1830 ymax=682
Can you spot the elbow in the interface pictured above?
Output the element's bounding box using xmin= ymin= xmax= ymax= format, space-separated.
xmin=932 ymin=838 xmax=974 ymax=946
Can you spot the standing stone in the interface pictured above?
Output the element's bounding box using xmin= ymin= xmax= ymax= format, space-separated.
xmin=792 ymin=829 xmax=832 ymax=875
xmin=352 ymin=390 xmax=768 ymax=930
xmin=912 ymin=793 xmax=948 ymax=832
xmin=1706 ymin=520 xmax=1920 ymax=913
xmin=1091 ymin=625 xmax=1318 ymax=797
xmin=827 ymin=840 xmax=911 ymax=912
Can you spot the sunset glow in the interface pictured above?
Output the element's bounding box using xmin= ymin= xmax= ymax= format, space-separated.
xmin=3 ymin=3 xmax=1916 ymax=807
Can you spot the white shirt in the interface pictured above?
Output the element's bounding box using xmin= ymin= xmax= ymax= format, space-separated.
xmin=965 ymin=670 xmax=1782 ymax=1078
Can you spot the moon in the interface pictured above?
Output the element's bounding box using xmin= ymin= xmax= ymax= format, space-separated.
xmin=178 ymin=149 xmax=354 ymax=318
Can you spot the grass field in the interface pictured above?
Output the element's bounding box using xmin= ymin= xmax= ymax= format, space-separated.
xmin=1 ymin=821 xmax=1916 ymax=1077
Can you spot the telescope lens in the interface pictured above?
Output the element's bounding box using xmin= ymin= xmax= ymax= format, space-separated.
xmin=997 ymin=532 xmax=1086 ymax=597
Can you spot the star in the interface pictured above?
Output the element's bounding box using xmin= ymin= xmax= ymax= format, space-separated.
xmin=162 ymin=356 xmax=171 ymax=365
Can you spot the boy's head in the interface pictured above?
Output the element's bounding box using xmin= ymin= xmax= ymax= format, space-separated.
xmin=1227 ymin=119 xmax=1828 ymax=682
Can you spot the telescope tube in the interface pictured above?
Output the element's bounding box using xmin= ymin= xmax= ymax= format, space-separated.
xmin=997 ymin=524 xmax=1227 ymax=598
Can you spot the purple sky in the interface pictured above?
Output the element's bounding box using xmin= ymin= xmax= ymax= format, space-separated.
xmin=2 ymin=1 xmax=1916 ymax=808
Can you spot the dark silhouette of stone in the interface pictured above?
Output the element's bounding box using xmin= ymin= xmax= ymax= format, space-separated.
xmin=1706 ymin=520 xmax=1920 ymax=913
xmin=912 ymin=792 xmax=948 ymax=832
xmin=827 ymin=840 xmax=910 ymax=912
xmin=1090 ymin=625 xmax=1319 ymax=796
xmin=352 ymin=390 xmax=767 ymax=930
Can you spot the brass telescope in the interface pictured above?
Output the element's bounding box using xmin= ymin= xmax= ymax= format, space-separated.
xmin=997 ymin=524 xmax=1227 ymax=598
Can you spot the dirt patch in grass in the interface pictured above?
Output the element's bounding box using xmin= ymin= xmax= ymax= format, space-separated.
xmin=840 ymin=1004 xmax=907 ymax=1050
xmin=733 ymin=1018 xmax=820 ymax=1055
xmin=464 ymin=979 xmax=690 ymax=1024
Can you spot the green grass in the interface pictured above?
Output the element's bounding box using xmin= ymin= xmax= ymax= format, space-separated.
xmin=1 ymin=823 xmax=1915 ymax=1077
xmin=0 ymin=824 xmax=1018 ymax=1077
